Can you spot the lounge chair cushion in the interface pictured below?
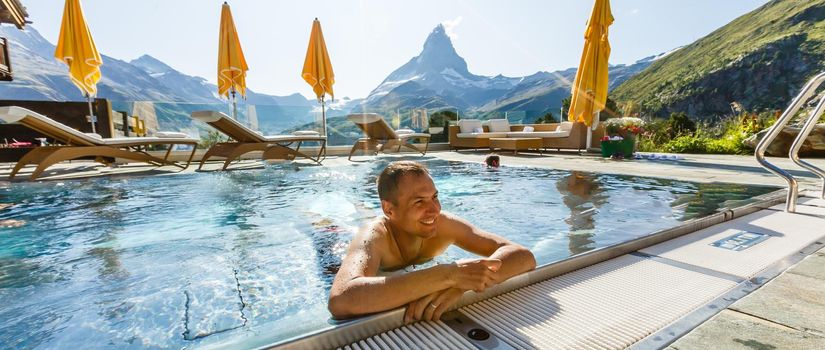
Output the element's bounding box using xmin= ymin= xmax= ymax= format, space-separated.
xmin=456 ymin=132 xmax=509 ymax=138
xmin=506 ymin=131 xmax=570 ymax=138
xmin=457 ymin=119 xmax=482 ymax=134
xmin=398 ymin=132 xmax=431 ymax=139
xmin=558 ymin=122 xmax=574 ymax=132
xmin=84 ymin=132 xmax=103 ymax=140
xmin=488 ymin=119 xmax=510 ymax=133
xmin=155 ymin=131 xmax=189 ymax=138
xmin=522 ymin=126 xmax=535 ymax=132
xmin=292 ymin=130 xmax=320 ymax=136
xmin=396 ymin=129 xmax=415 ymax=135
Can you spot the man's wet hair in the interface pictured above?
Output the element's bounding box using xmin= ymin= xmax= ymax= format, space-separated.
xmin=377 ymin=161 xmax=430 ymax=204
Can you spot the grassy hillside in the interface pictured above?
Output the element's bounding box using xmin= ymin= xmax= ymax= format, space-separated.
xmin=612 ymin=0 xmax=825 ymax=119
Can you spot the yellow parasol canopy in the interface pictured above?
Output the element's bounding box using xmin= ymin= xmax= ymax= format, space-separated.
xmin=217 ymin=1 xmax=248 ymax=99
xmin=568 ymin=0 xmax=613 ymax=127
xmin=302 ymin=18 xmax=335 ymax=101
xmin=54 ymin=0 xmax=102 ymax=98
xmin=302 ymin=18 xmax=335 ymax=136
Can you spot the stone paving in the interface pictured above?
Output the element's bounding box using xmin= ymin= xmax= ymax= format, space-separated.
xmin=668 ymin=246 xmax=825 ymax=349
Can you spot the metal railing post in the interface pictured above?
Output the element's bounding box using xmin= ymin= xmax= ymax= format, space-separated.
xmin=755 ymin=71 xmax=825 ymax=212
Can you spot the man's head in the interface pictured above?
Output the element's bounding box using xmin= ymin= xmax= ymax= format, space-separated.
xmin=377 ymin=161 xmax=441 ymax=238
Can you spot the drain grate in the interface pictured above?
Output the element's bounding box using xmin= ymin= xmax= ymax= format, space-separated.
xmin=337 ymin=320 xmax=475 ymax=350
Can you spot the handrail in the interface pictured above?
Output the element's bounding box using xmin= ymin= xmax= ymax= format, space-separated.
xmin=789 ymin=91 xmax=825 ymax=201
xmin=755 ymin=71 xmax=825 ymax=212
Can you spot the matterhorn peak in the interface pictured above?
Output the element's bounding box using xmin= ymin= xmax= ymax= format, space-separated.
xmin=405 ymin=24 xmax=469 ymax=77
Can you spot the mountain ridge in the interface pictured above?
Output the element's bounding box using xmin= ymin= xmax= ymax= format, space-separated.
xmin=358 ymin=23 xmax=660 ymax=121
xmin=611 ymin=0 xmax=825 ymax=119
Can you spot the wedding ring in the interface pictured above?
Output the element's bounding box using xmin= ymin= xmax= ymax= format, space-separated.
xmin=429 ymin=303 xmax=439 ymax=309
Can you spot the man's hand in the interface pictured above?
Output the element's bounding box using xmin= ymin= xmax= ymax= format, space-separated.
xmin=449 ymin=258 xmax=502 ymax=292
xmin=404 ymin=288 xmax=465 ymax=323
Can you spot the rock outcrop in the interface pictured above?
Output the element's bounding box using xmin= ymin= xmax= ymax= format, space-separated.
xmin=743 ymin=123 xmax=825 ymax=156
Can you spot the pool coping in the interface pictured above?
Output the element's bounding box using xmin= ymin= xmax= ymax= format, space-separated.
xmin=251 ymin=189 xmax=788 ymax=350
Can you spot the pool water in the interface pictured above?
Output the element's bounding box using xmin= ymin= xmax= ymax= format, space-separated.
xmin=0 ymin=159 xmax=776 ymax=349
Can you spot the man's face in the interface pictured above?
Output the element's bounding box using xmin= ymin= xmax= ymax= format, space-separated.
xmin=383 ymin=173 xmax=441 ymax=238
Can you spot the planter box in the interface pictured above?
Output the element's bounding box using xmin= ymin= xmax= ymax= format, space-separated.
xmin=601 ymin=137 xmax=635 ymax=158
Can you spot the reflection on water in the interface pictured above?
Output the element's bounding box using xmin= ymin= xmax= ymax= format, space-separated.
xmin=0 ymin=160 xmax=777 ymax=349
xmin=557 ymin=171 xmax=609 ymax=255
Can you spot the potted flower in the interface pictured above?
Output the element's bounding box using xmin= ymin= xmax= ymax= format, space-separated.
xmin=602 ymin=117 xmax=645 ymax=157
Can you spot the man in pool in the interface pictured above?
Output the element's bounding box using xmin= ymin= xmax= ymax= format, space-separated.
xmin=328 ymin=161 xmax=536 ymax=322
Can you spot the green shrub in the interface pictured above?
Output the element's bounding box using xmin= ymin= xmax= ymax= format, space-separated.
xmin=664 ymin=135 xmax=707 ymax=153
xmin=199 ymin=130 xmax=223 ymax=149
xmin=534 ymin=112 xmax=555 ymax=124
xmin=666 ymin=112 xmax=696 ymax=138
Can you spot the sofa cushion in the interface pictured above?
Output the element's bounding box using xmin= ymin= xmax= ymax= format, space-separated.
xmin=506 ymin=131 xmax=570 ymax=138
xmin=558 ymin=122 xmax=574 ymax=132
xmin=457 ymin=119 xmax=482 ymax=133
xmin=456 ymin=132 xmax=509 ymax=139
xmin=488 ymin=119 xmax=510 ymax=133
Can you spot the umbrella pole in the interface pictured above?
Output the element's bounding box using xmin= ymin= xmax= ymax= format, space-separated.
xmin=86 ymin=94 xmax=97 ymax=134
xmin=231 ymin=88 xmax=238 ymax=120
xmin=587 ymin=110 xmax=599 ymax=152
xmin=321 ymin=96 xmax=327 ymax=138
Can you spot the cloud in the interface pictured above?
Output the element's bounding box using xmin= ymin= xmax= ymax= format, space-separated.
xmin=441 ymin=16 xmax=463 ymax=40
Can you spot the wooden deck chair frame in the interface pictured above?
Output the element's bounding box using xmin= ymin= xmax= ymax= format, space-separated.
xmin=0 ymin=106 xmax=197 ymax=181
xmin=346 ymin=113 xmax=431 ymax=160
xmin=191 ymin=111 xmax=327 ymax=170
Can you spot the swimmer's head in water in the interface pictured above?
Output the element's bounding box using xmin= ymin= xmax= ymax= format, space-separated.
xmin=485 ymin=154 xmax=500 ymax=167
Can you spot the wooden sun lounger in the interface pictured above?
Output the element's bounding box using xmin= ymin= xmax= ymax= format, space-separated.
xmin=346 ymin=113 xmax=431 ymax=160
xmin=190 ymin=111 xmax=327 ymax=170
xmin=0 ymin=106 xmax=198 ymax=181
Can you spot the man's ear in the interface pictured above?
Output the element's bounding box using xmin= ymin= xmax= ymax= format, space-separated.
xmin=381 ymin=199 xmax=395 ymax=218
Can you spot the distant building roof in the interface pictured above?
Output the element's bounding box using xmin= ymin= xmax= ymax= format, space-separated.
xmin=0 ymin=0 xmax=28 ymax=29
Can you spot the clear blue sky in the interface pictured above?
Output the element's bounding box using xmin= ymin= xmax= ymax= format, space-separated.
xmin=24 ymin=0 xmax=768 ymax=100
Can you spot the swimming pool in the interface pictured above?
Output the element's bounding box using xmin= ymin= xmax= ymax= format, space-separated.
xmin=0 ymin=159 xmax=776 ymax=349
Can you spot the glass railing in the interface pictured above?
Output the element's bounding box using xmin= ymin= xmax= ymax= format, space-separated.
xmin=108 ymin=100 xmax=565 ymax=147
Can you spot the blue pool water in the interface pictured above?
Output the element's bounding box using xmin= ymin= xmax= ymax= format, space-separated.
xmin=0 ymin=159 xmax=776 ymax=348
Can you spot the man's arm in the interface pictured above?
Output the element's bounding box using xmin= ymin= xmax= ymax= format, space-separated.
xmin=403 ymin=213 xmax=536 ymax=322
xmin=442 ymin=212 xmax=536 ymax=284
xmin=328 ymin=226 xmax=500 ymax=319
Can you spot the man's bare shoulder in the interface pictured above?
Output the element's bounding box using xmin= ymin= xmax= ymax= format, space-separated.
xmin=437 ymin=211 xmax=473 ymax=229
xmin=352 ymin=217 xmax=391 ymax=249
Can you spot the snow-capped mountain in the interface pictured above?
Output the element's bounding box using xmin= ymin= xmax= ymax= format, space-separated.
xmin=0 ymin=26 xmax=314 ymax=134
xmin=360 ymin=24 xmax=521 ymax=112
xmin=360 ymin=24 xmax=666 ymax=121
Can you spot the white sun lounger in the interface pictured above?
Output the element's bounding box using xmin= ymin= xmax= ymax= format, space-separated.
xmin=346 ymin=113 xmax=431 ymax=160
xmin=0 ymin=106 xmax=197 ymax=180
xmin=190 ymin=111 xmax=327 ymax=170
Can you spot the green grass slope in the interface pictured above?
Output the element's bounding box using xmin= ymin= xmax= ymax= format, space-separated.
xmin=611 ymin=0 xmax=825 ymax=119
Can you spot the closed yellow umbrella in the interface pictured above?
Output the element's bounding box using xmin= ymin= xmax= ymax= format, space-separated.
xmin=568 ymin=0 xmax=613 ymax=136
xmin=217 ymin=1 xmax=248 ymax=119
xmin=54 ymin=0 xmax=102 ymax=133
xmin=302 ymin=18 xmax=335 ymax=137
